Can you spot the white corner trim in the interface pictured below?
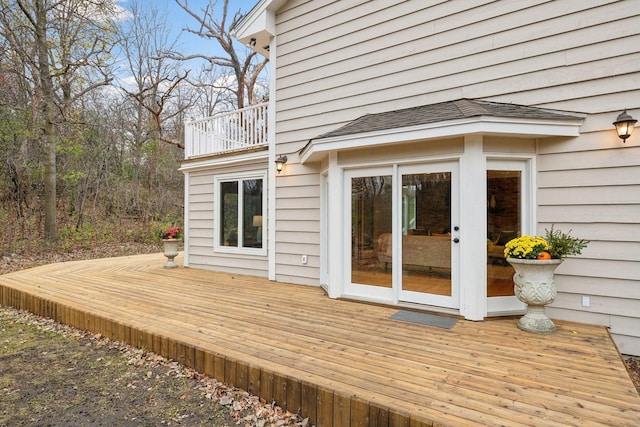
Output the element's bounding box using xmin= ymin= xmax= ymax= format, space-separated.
xmin=268 ymin=37 xmax=278 ymax=282
xmin=183 ymin=172 xmax=190 ymax=268
xmin=300 ymin=116 xmax=583 ymax=164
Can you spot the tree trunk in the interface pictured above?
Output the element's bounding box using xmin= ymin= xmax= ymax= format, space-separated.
xmin=35 ymin=0 xmax=57 ymax=242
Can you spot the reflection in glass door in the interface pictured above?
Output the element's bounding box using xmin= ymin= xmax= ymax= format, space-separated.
xmin=347 ymin=163 xmax=458 ymax=308
xmin=486 ymin=160 xmax=529 ymax=314
xmin=486 ymin=170 xmax=521 ymax=298
xmin=401 ymin=172 xmax=452 ymax=297
xmin=350 ymin=174 xmax=393 ymax=288
xmin=399 ymin=164 xmax=458 ymax=308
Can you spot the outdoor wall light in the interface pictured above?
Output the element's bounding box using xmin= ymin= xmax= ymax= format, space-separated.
xmin=275 ymin=155 xmax=288 ymax=173
xmin=613 ymin=110 xmax=637 ymax=143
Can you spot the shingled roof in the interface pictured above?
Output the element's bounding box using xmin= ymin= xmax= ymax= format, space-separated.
xmin=312 ymin=99 xmax=585 ymax=140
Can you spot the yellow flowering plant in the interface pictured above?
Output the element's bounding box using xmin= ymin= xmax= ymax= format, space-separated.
xmin=503 ymin=235 xmax=549 ymax=259
xmin=504 ymin=227 xmax=589 ymax=260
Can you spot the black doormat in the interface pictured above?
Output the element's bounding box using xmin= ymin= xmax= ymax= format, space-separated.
xmin=389 ymin=310 xmax=458 ymax=329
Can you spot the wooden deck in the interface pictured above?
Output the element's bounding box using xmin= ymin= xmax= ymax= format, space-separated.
xmin=1 ymin=253 xmax=639 ymax=426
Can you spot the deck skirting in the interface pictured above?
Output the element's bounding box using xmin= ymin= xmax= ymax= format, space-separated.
xmin=0 ymin=283 xmax=427 ymax=426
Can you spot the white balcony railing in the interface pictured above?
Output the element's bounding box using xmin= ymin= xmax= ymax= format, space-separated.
xmin=184 ymin=102 xmax=268 ymax=159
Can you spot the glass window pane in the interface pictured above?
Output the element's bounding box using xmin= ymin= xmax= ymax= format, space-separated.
xmin=401 ymin=172 xmax=452 ymax=296
xmin=243 ymin=179 xmax=263 ymax=248
xmin=220 ymin=181 xmax=238 ymax=247
xmin=487 ymin=170 xmax=521 ymax=297
xmin=351 ymin=175 xmax=393 ymax=287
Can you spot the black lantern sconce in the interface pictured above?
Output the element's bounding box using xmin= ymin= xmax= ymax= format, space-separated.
xmin=613 ymin=110 xmax=637 ymax=143
xmin=275 ymin=155 xmax=287 ymax=173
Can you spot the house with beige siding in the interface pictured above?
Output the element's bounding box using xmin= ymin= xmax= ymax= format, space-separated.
xmin=181 ymin=0 xmax=640 ymax=356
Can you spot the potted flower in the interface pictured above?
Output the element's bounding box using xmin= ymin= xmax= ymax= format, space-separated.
xmin=161 ymin=226 xmax=182 ymax=240
xmin=504 ymin=227 xmax=588 ymax=334
xmin=159 ymin=226 xmax=182 ymax=268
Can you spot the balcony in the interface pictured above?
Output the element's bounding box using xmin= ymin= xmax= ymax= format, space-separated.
xmin=184 ymin=102 xmax=268 ymax=159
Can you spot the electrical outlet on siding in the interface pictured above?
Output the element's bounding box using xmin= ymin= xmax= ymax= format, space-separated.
xmin=581 ymin=296 xmax=591 ymax=307
xmin=301 ymin=255 xmax=308 ymax=264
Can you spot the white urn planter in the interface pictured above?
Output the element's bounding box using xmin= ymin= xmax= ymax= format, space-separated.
xmin=162 ymin=239 xmax=180 ymax=268
xmin=507 ymin=258 xmax=563 ymax=334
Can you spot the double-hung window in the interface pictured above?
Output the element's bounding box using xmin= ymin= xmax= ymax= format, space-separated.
xmin=214 ymin=172 xmax=266 ymax=255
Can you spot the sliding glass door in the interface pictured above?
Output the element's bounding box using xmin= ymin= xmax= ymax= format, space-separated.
xmin=346 ymin=162 xmax=459 ymax=308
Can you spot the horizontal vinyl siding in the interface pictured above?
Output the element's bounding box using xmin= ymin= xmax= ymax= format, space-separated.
xmin=273 ymin=0 xmax=640 ymax=352
xmin=186 ymin=162 xmax=269 ymax=278
xmin=536 ymin=131 xmax=640 ymax=354
xmin=275 ymin=0 xmax=640 ymax=141
xmin=610 ymin=316 xmax=640 ymax=355
xmin=274 ymin=167 xmax=320 ymax=285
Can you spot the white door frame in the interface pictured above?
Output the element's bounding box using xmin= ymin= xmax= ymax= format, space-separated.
xmin=486 ymin=156 xmax=535 ymax=315
xmin=323 ymin=143 xmax=536 ymax=320
xmin=341 ymin=161 xmax=460 ymax=308
xmin=342 ymin=167 xmax=395 ymax=303
xmin=320 ymin=172 xmax=329 ymax=291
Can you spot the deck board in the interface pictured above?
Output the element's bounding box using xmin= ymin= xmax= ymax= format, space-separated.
xmin=1 ymin=253 xmax=639 ymax=426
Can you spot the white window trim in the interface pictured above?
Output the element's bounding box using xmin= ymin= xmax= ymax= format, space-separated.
xmin=213 ymin=171 xmax=267 ymax=256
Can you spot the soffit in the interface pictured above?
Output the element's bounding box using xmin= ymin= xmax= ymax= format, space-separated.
xmin=179 ymin=147 xmax=268 ymax=173
xmin=233 ymin=0 xmax=288 ymax=59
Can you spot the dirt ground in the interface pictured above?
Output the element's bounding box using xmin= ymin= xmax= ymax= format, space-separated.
xmin=0 ymin=306 xmax=306 ymax=427
xmin=1 ymin=245 xmax=307 ymax=426
xmin=627 ymin=356 xmax=640 ymax=394
xmin=1 ymin=245 xmax=638 ymax=426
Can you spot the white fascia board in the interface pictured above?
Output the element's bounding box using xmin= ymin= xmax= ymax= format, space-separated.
xmin=234 ymin=11 xmax=271 ymax=44
xmin=233 ymin=1 xmax=272 ymax=59
xmin=234 ymin=0 xmax=271 ymax=38
xmin=180 ymin=150 xmax=268 ymax=173
xmin=300 ymin=116 xmax=584 ymax=164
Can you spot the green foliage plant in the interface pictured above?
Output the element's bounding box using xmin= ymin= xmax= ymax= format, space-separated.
xmin=544 ymin=226 xmax=589 ymax=260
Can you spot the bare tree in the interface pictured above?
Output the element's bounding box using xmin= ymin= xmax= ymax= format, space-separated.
xmin=115 ymin=0 xmax=190 ymax=216
xmin=173 ymin=0 xmax=268 ymax=110
xmin=117 ymin=1 xmax=194 ymax=150
xmin=188 ymin=66 xmax=231 ymax=118
xmin=0 ymin=0 xmax=117 ymax=242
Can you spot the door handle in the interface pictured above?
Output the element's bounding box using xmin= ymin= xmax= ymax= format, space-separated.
xmin=453 ymin=238 xmax=460 ymax=243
